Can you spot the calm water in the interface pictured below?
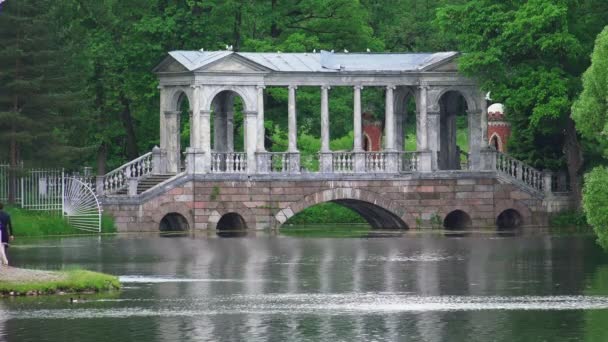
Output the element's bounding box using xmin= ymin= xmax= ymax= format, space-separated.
xmin=2 ymin=232 xmax=608 ymax=341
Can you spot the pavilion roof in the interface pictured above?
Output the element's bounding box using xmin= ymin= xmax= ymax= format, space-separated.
xmin=162 ymin=50 xmax=459 ymax=73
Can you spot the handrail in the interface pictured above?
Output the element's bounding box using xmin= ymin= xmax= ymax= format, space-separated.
xmin=494 ymin=151 xmax=543 ymax=192
xmin=103 ymin=152 xmax=153 ymax=194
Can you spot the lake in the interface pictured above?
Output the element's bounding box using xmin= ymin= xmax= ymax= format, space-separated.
xmin=2 ymin=231 xmax=608 ymax=341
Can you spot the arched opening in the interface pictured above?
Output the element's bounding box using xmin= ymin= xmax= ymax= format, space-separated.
xmin=496 ymin=209 xmax=523 ymax=230
xmin=217 ymin=212 xmax=248 ymax=230
xmin=159 ymin=213 xmax=189 ymax=232
xmin=177 ymin=92 xmax=191 ymax=160
xmin=283 ymin=199 xmax=408 ymax=230
xmin=210 ymin=90 xmax=246 ymax=171
xmin=438 ymin=91 xmax=469 ymax=170
xmin=363 ymin=134 xmax=371 ymax=151
xmin=394 ymin=89 xmax=417 ymax=152
xmin=443 ymin=210 xmax=472 ymax=230
xmin=490 ymin=135 xmax=500 ymax=151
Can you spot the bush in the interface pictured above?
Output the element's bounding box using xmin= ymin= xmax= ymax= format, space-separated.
xmin=549 ymin=210 xmax=589 ymax=228
xmin=582 ymin=167 xmax=608 ymax=248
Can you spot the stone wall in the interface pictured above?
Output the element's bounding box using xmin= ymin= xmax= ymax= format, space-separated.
xmin=103 ymin=172 xmax=549 ymax=232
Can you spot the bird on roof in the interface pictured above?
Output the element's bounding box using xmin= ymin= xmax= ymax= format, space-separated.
xmin=344 ymin=49 xmax=349 ymax=53
xmin=199 ymin=48 xmax=204 ymax=52
xmin=331 ymin=50 xmax=334 ymax=53
xmin=366 ymin=48 xmax=371 ymax=52
xmin=313 ymin=49 xmax=316 ymax=53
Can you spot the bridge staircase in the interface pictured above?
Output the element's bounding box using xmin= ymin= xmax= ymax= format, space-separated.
xmin=114 ymin=174 xmax=174 ymax=195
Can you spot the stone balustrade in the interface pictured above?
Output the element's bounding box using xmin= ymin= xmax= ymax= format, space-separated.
xmin=100 ymin=152 xmax=153 ymax=195
xmin=210 ymin=152 xmax=248 ymax=173
xmin=494 ymin=151 xmax=543 ymax=192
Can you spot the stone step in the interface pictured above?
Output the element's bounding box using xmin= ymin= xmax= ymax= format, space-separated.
xmin=113 ymin=174 xmax=174 ymax=195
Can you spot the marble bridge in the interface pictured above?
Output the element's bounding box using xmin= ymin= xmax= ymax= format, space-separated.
xmin=99 ymin=50 xmax=571 ymax=232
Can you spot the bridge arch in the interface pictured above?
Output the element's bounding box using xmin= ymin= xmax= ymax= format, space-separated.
xmin=208 ymin=206 xmax=256 ymax=230
xmin=496 ymin=209 xmax=523 ymax=230
xmin=276 ymin=188 xmax=410 ymax=229
xmin=159 ymin=212 xmax=190 ymax=232
xmin=443 ymin=210 xmax=472 ymax=230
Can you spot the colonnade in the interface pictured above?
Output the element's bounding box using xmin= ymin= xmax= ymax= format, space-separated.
xmin=158 ymin=83 xmax=488 ymax=175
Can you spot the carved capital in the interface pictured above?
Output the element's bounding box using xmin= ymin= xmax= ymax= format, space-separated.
xmin=288 ymin=84 xmax=298 ymax=90
xmin=164 ymin=110 xmax=181 ymax=117
xmin=321 ymin=85 xmax=331 ymax=90
xmin=354 ymin=85 xmax=364 ymax=90
xmin=256 ymin=84 xmax=266 ymax=90
xmin=386 ymin=85 xmax=396 ymax=91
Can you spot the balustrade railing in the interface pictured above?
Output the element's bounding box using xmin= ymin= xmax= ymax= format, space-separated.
xmin=103 ymin=152 xmax=152 ymax=194
xmin=211 ymin=152 xmax=247 ymax=173
xmin=399 ymin=152 xmax=419 ymax=172
xmin=494 ymin=151 xmax=543 ymax=192
xmin=332 ymin=152 xmax=355 ymax=173
xmin=365 ymin=152 xmax=387 ymax=172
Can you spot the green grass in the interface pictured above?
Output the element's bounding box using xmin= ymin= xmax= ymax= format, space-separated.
xmin=6 ymin=206 xmax=116 ymax=237
xmin=284 ymin=202 xmax=366 ymax=225
xmin=0 ymin=269 xmax=120 ymax=296
xmin=280 ymin=224 xmax=372 ymax=238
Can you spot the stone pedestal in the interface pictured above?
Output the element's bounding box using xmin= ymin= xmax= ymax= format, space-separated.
xmin=256 ymin=152 xmax=271 ymax=174
xmin=319 ymin=153 xmax=333 ymax=173
xmin=543 ymin=170 xmax=554 ymax=195
xmin=384 ymin=152 xmax=399 ymax=173
xmin=478 ymin=148 xmax=496 ymax=171
xmin=288 ymin=152 xmax=300 ymax=173
xmin=152 ymin=146 xmax=167 ymax=174
xmin=96 ymin=176 xmax=105 ymax=195
xmin=354 ymin=152 xmax=365 ymax=173
xmin=184 ymin=148 xmax=206 ymax=174
xmin=417 ymin=151 xmax=433 ymax=172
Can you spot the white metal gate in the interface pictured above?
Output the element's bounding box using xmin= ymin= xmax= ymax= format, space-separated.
xmin=0 ymin=165 xmax=102 ymax=233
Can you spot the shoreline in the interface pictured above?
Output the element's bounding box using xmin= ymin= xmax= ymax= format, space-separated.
xmin=0 ymin=266 xmax=120 ymax=296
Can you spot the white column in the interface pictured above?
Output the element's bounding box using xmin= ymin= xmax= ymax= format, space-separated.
xmin=353 ymin=85 xmax=363 ymax=152
xmin=256 ymin=85 xmax=266 ymax=152
xmin=201 ymin=110 xmax=212 ymax=172
xmin=320 ymin=85 xmax=332 ymax=173
xmin=288 ymin=85 xmax=298 ymax=152
xmin=416 ymin=86 xmax=428 ymax=150
xmin=384 ymin=85 xmax=396 ymax=151
xmin=164 ymin=110 xmax=181 ymax=173
xmin=226 ymin=108 xmax=234 ymax=152
xmin=190 ymin=86 xmax=200 ymax=148
xmin=244 ymin=110 xmax=258 ymax=173
xmin=320 ymin=85 xmax=331 ymax=152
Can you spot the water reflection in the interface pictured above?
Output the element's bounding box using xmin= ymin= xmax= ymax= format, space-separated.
xmin=2 ymin=234 xmax=608 ymax=341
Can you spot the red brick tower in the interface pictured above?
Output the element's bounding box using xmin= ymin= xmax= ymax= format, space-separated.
xmin=362 ymin=112 xmax=383 ymax=151
xmin=487 ymin=103 xmax=510 ymax=152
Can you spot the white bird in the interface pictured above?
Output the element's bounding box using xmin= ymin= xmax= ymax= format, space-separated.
xmin=366 ymin=48 xmax=371 ymax=52
xmin=331 ymin=49 xmax=334 ymax=53
xmin=228 ymin=45 xmax=233 ymax=51
xmin=225 ymin=44 xmax=229 ymax=50
xmin=199 ymin=48 xmax=204 ymax=52
xmin=485 ymin=91 xmax=492 ymax=101
xmin=313 ymin=49 xmax=316 ymax=53
xmin=277 ymin=50 xmax=282 ymax=54
xmin=344 ymin=49 xmax=349 ymax=53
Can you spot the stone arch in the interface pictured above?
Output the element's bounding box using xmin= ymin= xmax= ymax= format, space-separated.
xmin=208 ymin=206 xmax=256 ymax=230
xmin=216 ymin=212 xmax=248 ymax=230
xmin=166 ymin=86 xmax=194 ymax=112
xmin=494 ymin=200 xmax=532 ymax=228
xmin=201 ymin=85 xmax=257 ymax=113
xmin=151 ymin=202 xmax=193 ymax=230
xmin=430 ymin=87 xmax=479 ymax=112
xmin=275 ymin=188 xmax=411 ymax=229
xmin=496 ymin=208 xmax=523 ymax=230
xmin=159 ymin=212 xmax=190 ymax=232
xmin=443 ymin=209 xmax=472 ymax=230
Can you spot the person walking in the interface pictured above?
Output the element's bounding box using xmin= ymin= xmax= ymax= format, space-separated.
xmin=0 ymin=203 xmax=14 ymax=265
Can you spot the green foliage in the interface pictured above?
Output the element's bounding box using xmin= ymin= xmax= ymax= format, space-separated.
xmin=8 ymin=206 xmax=115 ymax=237
xmin=284 ymin=202 xmax=367 ymax=225
xmin=549 ymin=210 xmax=589 ymax=229
xmin=280 ymin=225 xmax=371 ymax=238
xmin=210 ymin=186 xmax=220 ymax=201
xmin=0 ymin=269 xmax=120 ymax=295
xmin=436 ymin=0 xmax=608 ymax=170
xmin=572 ymin=26 xmax=608 ymax=156
xmin=582 ymin=167 xmax=608 ymax=249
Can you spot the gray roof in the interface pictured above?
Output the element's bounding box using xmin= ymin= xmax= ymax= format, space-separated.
xmin=165 ymin=50 xmax=459 ymax=73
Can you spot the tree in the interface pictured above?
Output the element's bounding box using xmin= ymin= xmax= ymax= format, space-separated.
xmin=436 ymin=0 xmax=608 ymax=207
xmin=0 ymin=0 xmax=83 ymax=202
xmin=572 ymin=26 xmax=608 ymax=246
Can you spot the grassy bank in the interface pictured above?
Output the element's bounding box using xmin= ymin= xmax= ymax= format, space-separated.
xmin=6 ymin=206 xmax=115 ymax=237
xmin=0 ymin=268 xmax=120 ymax=296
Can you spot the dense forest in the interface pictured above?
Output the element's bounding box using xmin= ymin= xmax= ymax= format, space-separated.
xmin=1 ymin=0 xmax=608 ymax=209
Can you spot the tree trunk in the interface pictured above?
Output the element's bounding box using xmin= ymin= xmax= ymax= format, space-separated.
xmin=564 ymin=117 xmax=583 ymax=209
xmin=233 ymin=3 xmax=242 ymax=51
xmin=270 ymin=0 xmax=280 ymax=38
xmin=97 ymin=143 xmax=107 ymax=175
xmin=119 ymin=95 xmax=138 ymax=160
